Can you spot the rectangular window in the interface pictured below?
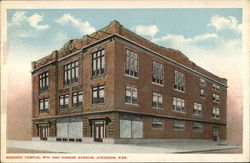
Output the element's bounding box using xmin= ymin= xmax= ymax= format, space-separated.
xmin=212 ymin=107 xmax=220 ymax=119
xmin=152 ymin=61 xmax=164 ymax=85
xmin=125 ymin=49 xmax=138 ymax=77
xmin=72 ymin=91 xmax=83 ymax=107
xmin=200 ymin=78 xmax=206 ymax=86
xmin=174 ymin=70 xmax=185 ymax=92
xmin=193 ymin=103 xmax=202 ymax=116
xmin=152 ymin=92 xmax=163 ymax=109
xmin=64 ymin=61 xmax=79 ymax=85
xmin=125 ymin=85 xmax=138 ymax=104
xmin=200 ymin=89 xmax=205 ymax=97
xmin=92 ymin=49 xmax=105 ymax=77
xmin=152 ymin=118 xmax=164 ymax=129
xmin=212 ymin=94 xmax=220 ymax=103
xmin=173 ymin=120 xmax=185 ymax=130
xmin=92 ymin=85 xmax=104 ymax=104
xmin=213 ymin=84 xmax=220 ymax=91
xmin=39 ymin=72 xmax=49 ymax=92
xmin=172 ymin=97 xmax=185 ymax=112
xmin=120 ymin=114 xmax=143 ymax=138
xmin=193 ymin=122 xmax=203 ymax=131
xmin=59 ymin=95 xmax=69 ymax=109
xmin=39 ymin=98 xmax=49 ymax=112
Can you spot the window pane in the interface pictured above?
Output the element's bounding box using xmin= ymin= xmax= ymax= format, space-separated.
xmin=73 ymin=95 xmax=77 ymax=104
xmin=79 ymin=93 xmax=83 ymax=102
xmin=99 ymin=89 xmax=104 ymax=98
xmin=65 ymin=96 xmax=69 ymax=105
xmin=158 ymin=95 xmax=163 ymax=103
xmin=120 ymin=120 xmax=131 ymax=138
xmin=40 ymin=100 xmax=43 ymax=110
xmin=60 ymin=97 xmax=64 ymax=105
xmin=45 ymin=100 xmax=48 ymax=109
xmin=101 ymin=56 xmax=105 ymax=69
xmin=93 ymin=91 xmax=97 ymax=98
xmin=132 ymin=87 xmax=137 ymax=98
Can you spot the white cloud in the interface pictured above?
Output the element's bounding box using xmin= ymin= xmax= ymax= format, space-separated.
xmin=55 ymin=14 xmax=96 ymax=35
xmin=134 ymin=25 xmax=158 ymax=37
xmin=152 ymin=33 xmax=218 ymax=44
xmin=27 ymin=13 xmax=49 ymax=30
xmin=10 ymin=11 xmax=28 ymax=26
xmin=208 ymin=15 xmax=242 ymax=33
xmin=55 ymin=32 xmax=68 ymax=41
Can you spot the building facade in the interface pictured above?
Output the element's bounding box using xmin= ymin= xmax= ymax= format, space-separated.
xmin=31 ymin=21 xmax=227 ymax=143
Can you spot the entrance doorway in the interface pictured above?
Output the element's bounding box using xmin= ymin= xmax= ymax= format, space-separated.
xmin=40 ymin=127 xmax=48 ymax=140
xmin=94 ymin=123 xmax=104 ymax=142
xmin=212 ymin=127 xmax=219 ymax=141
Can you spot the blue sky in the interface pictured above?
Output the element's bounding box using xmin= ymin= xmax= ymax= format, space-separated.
xmin=7 ymin=9 xmax=242 ymax=87
xmin=7 ymin=9 xmax=242 ymax=56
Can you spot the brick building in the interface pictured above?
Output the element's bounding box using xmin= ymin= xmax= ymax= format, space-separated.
xmin=31 ymin=20 xmax=227 ymax=143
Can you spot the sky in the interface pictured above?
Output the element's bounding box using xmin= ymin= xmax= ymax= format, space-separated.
xmin=6 ymin=9 xmax=243 ymax=143
xmin=7 ymin=9 xmax=242 ymax=73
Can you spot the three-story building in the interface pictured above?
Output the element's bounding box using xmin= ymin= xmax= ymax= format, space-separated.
xmin=31 ymin=20 xmax=227 ymax=143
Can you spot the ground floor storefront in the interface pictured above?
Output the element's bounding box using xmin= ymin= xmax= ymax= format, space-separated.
xmin=32 ymin=112 xmax=226 ymax=143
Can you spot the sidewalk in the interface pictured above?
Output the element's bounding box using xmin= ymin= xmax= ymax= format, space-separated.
xmin=6 ymin=140 xmax=241 ymax=153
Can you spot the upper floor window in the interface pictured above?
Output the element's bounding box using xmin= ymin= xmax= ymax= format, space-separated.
xmin=39 ymin=72 xmax=49 ymax=92
xmin=72 ymin=91 xmax=83 ymax=107
xmin=200 ymin=89 xmax=205 ymax=97
xmin=152 ymin=61 xmax=164 ymax=85
xmin=173 ymin=120 xmax=185 ymax=130
xmin=213 ymin=84 xmax=220 ymax=91
xmin=152 ymin=118 xmax=164 ymax=129
xmin=174 ymin=70 xmax=185 ymax=92
xmin=193 ymin=122 xmax=203 ymax=131
xmin=64 ymin=61 xmax=79 ymax=85
xmin=92 ymin=49 xmax=105 ymax=77
xmin=212 ymin=107 xmax=220 ymax=119
xmin=152 ymin=92 xmax=163 ymax=109
xmin=200 ymin=78 xmax=206 ymax=86
xmin=212 ymin=94 xmax=220 ymax=103
xmin=125 ymin=85 xmax=138 ymax=104
xmin=92 ymin=85 xmax=104 ymax=104
xmin=172 ymin=97 xmax=185 ymax=113
xmin=59 ymin=94 xmax=69 ymax=109
xmin=193 ymin=103 xmax=202 ymax=116
xmin=125 ymin=49 xmax=138 ymax=78
xmin=39 ymin=98 xmax=49 ymax=113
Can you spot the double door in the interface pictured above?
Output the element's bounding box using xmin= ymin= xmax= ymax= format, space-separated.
xmin=40 ymin=127 xmax=48 ymax=140
xmin=212 ymin=127 xmax=220 ymax=141
xmin=93 ymin=123 xmax=105 ymax=142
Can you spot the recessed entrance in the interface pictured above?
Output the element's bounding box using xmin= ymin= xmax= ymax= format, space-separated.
xmin=94 ymin=123 xmax=105 ymax=142
xmin=39 ymin=126 xmax=48 ymax=140
xmin=212 ymin=127 xmax=220 ymax=141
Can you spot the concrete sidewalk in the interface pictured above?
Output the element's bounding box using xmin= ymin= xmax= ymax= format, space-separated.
xmin=6 ymin=140 xmax=241 ymax=153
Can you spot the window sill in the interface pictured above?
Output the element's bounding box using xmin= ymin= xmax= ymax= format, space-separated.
xmin=125 ymin=103 xmax=139 ymax=106
xmin=152 ymin=127 xmax=164 ymax=130
xmin=174 ymin=89 xmax=185 ymax=93
xmin=200 ymin=96 xmax=205 ymax=98
xmin=193 ymin=114 xmax=203 ymax=117
xmin=212 ymin=117 xmax=220 ymax=120
xmin=92 ymin=103 xmax=105 ymax=106
xmin=64 ymin=82 xmax=79 ymax=88
xmin=172 ymin=110 xmax=186 ymax=114
xmin=39 ymin=110 xmax=49 ymax=114
xmin=212 ymin=100 xmax=220 ymax=103
xmin=174 ymin=128 xmax=185 ymax=131
xmin=152 ymin=82 xmax=164 ymax=87
xmin=124 ymin=74 xmax=138 ymax=79
xmin=39 ymin=89 xmax=49 ymax=94
xmin=152 ymin=107 xmax=163 ymax=110
xmin=92 ymin=74 xmax=106 ymax=80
